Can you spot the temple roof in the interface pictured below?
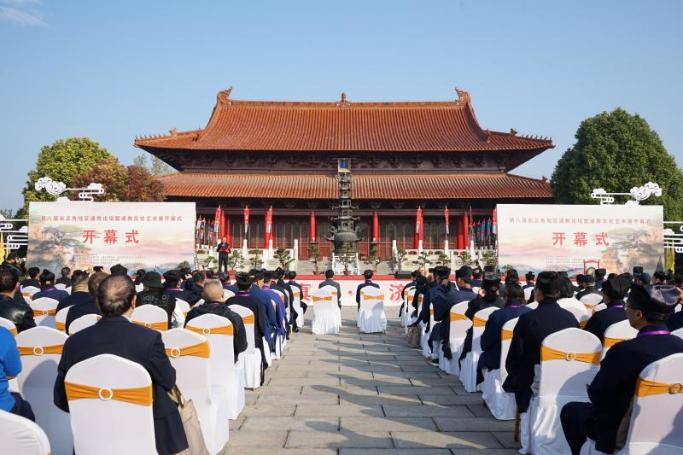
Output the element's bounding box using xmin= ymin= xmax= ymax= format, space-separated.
xmin=135 ymin=88 xmax=553 ymax=154
xmin=155 ymin=172 xmax=552 ymax=200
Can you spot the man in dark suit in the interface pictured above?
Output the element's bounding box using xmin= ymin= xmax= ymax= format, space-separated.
xmin=435 ymin=266 xmax=477 ymax=360
xmin=63 ymin=271 xmax=104 ymax=334
xmin=319 ymin=269 xmax=342 ymax=308
xmin=163 ymin=270 xmax=201 ymax=306
xmin=561 ymin=284 xmax=683 ymax=454
xmin=459 ymin=274 xmax=504 ymax=365
xmin=503 ymin=271 xmax=579 ymax=414
xmin=576 ymin=274 xmax=601 ymax=300
xmin=217 ymin=237 xmax=231 ymax=273
xmin=20 ymin=267 xmax=40 ymax=289
xmin=583 ymin=275 xmax=629 ymax=342
xmin=54 ymin=275 xmax=188 ymax=455
xmin=0 ymin=266 xmax=35 ymax=333
xmin=356 ymin=269 xmax=380 ymax=310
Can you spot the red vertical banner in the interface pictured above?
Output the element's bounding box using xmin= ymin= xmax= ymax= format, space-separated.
xmin=309 ymin=210 xmax=316 ymax=243
xmin=264 ymin=206 xmax=273 ymax=248
xmin=372 ymin=211 xmax=379 ymax=243
xmin=456 ymin=215 xmax=464 ymax=249
xmin=492 ymin=207 xmax=497 ymax=236
xmin=243 ymin=206 xmax=250 ymax=241
xmin=223 ymin=211 xmax=231 ymax=245
xmin=444 ymin=206 xmax=450 ymax=242
xmin=214 ymin=206 xmax=222 ymax=243
xmin=463 ymin=207 xmax=470 ymax=248
xmin=219 ymin=205 xmax=226 ymax=239
xmin=414 ymin=206 xmax=423 ymax=249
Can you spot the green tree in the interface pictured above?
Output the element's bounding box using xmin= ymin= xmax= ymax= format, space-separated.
xmin=21 ymin=138 xmax=113 ymax=215
xmin=133 ymin=153 xmax=174 ymax=176
xmin=551 ymin=108 xmax=683 ymax=219
xmin=71 ymin=157 xmax=128 ymax=201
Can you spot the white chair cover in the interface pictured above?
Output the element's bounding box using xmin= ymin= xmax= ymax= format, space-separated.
xmin=54 ymin=283 xmax=67 ymax=291
xmin=173 ymin=298 xmax=191 ymax=328
xmin=402 ymin=287 xmax=417 ymax=332
xmin=291 ymin=286 xmax=304 ymax=329
xmin=223 ymin=289 xmax=235 ymax=301
xmin=527 ymin=301 xmax=539 ymax=310
xmin=564 ymin=305 xmax=591 ymax=328
xmin=15 ymin=327 xmax=72 ymax=455
xmin=420 ymin=303 xmax=436 ymax=358
xmin=0 ymin=316 xmax=18 ymax=335
xmin=0 ymin=410 xmax=51 ymax=455
xmin=459 ymin=306 xmax=499 ymax=392
xmin=130 ymin=304 xmax=169 ymax=331
xmin=29 ymin=297 xmax=59 ymax=328
xmin=580 ymin=293 xmax=604 ymax=311
xmin=269 ymin=298 xmax=284 ymax=360
xmin=528 ymin=328 xmax=601 ymax=455
xmin=592 ymin=302 xmax=607 ymax=312
xmin=186 ymin=314 xmax=245 ymax=420
xmin=482 ymin=317 xmax=520 ymax=420
xmin=438 ymin=301 xmax=471 ymax=375
xmin=357 ymin=286 xmax=387 ymax=333
xmin=66 ymin=354 xmax=156 ymax=455
xmin=581 ymin=352 xmax=683 ymax=455
xmin=65 ymin=287 xmax=71 ymax=295
xmin=68 ymin=314 xmax=101 ymax=334
xmin=161 ymin=329 xmax=229 ymax=454
xmin=55 ymin=307 xmax=69 ymax=333
xmin=601 ymin=319 xmax=637 ymax=359
xmin=524 ymin=287 xmax=534 ymax=302
xmin=272 ymin=289 xmax=289 ymax=348
xmin=135 ymin=283 xmax=144 ymax=293
xmin=311 ymin=288 xmax=341 ymax=335
xmin=672 ymin=327 xmax=683 ymax=339
xmin=230 ymin=305 xmax=262 ymax=389
xmin=21 ymin=286 xmax=40 ymax=299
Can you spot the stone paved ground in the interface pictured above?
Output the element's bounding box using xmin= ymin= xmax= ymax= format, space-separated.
xmin=225 ymin=307 xmax=517 ymax=455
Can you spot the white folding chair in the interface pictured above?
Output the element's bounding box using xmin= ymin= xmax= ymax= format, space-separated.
xmin=672 ymin=327 xmax=683 ymax=339
xmin=527 ymin=301 xmax=539 ymax=310
xmin=592 ymin=303 xmax=607 ymax=312
xmin=135 ymin=283 xmax=144 ymax=293
xmin=438 ymin=301 xmax=471 ymax=375
xmin=482 ymin=317 xmax=519 ymax=420
xmin=0 ymin=316 xmax=18 ymax=336
xmin=0 ymin=411 xmax=51 ymax=455
xmin=131 ymin=305 xmax=168 ymax=331
xmin=65 ymin=287 xmax=71 ymax=295
xmin=186 ymin=314 xmax=245 ymax=419
xmin=55 ymin=307 xmax=69 ymax=332
xmin=272 ymin=289 xmax=289 ymax=349
xmin=601 ymin=319 xmax=638 ymax=358
xmin=580 ymin=293 xmax=603 ymax=312
xmin=402 ymin=287 xmax=417 ymax=332
xmin=311 ymin=288 xmax=341 ymax=335
xmin=162 ymin=329 xmax=229 ymax=454
xmin=65 ymin=354 xmax=156 ymax=455
xmin=459 ymin=306 xmax=499 ymax=392
xmin=68 ymin=314 xmax=101 ymax=334
xmin=223 ymin=289 xmax=235 ymax=301
xmin=29 ymin=297 xmax=58 ymax=328
xmin=581 ymin=353 xmax=683 ymax=455
xmin=524 ymin=287 xmax=534 ymax=302
xmin=230 ymin=305 xmax=263 ymax=389
xmin=54 ymin=283 xmax=67 ymax=291
xmin=291 ymin=286 xmax=304 ymax=329
xmin=358 ymin=286 xmax=387 ymax=333
xmin=420 ymin=303 xmax=437 ymax=359
xmin=173 ymin=298 xmax=191 ymax=328
xmin=15 ymin=327 xmax=72 ymax=455
xmin=565 ymin=305 xmax=591 ymax=328
xmin=526 ymin=328 xmax=601 ymax=455
xmin=21 ymin=286 xmax=40 ymax=300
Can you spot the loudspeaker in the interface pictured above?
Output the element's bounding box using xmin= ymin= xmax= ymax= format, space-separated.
xmin=394 ymin=271 xmax=413 ymax=279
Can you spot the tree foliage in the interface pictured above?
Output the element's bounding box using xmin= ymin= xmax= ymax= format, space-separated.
xmin=551 ymin=108 xmax=683 ymax=219
xmin=133 ymin=153 xmax=175 ymax=176
xmin=21 ymin=138 xmax=113 ymax=215
xmin=71 ymin=160 xmax=165 ymax=202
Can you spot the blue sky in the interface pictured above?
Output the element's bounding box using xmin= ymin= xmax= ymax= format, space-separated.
xmin=1 ymin=0 xmax=682 ymax=210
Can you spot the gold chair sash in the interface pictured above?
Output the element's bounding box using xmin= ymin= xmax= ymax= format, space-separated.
xmin=312 ymin=295 xmax=332 ymax=302
xmin=361 ymin=294 xmax=383 ymax=301
xmin=242 ymin=314 xmax=255 ymax=325
xmin=501 ymin=329 xmax=514 ymax=341
xmin=65 ymin=381 xmax=152 ymax=406
xmin=540 ymin=345 xmax=600 ymax=364
xmin=603 ymin=337 xmax=625 ymax=348
xmin=450 ymin=312 xmax=467 ymax=322
xmin=636 ymin=378 xmax=683 ymax=397
xmin=56 ymin=321 xmax=65 ymax=331
xmin=4 ymin=326 xmax=17 ymax=336
xmin=165 ymin=340 xmax=210 ymax=359
xmin=473 ymin=316 xmax=487 ymax=328
xmin=18 ymin=344 xmax=63 ymax=356
xmin=418 ymin=295 xmax=424 ymax=304
xmin=33 ymin=308 xmax=57 ymax=317
xmin=133 ymin=320 xmax=168 ymax=331
xmin=579 ymin=320 xmax=588 ymax=329
xmin=186 ymin=324 xmax=233 ymax=336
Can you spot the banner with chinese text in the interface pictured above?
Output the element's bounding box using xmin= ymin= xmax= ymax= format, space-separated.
xmin=28 ymin=202 xmax=195 ymax=273
xmin=496 ymin=204 xmax=663 ymax=274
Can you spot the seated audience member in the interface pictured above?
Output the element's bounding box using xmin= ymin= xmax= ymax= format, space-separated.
xmin=409 ymin=275 xmax=429 ymax=317
xmin=503 ymin=271 xmax=578 ymax=415
xmin=109 ymin=263 xmax=128 ymax=277
xmin=652 ymin=271 xmax=666 ymax=285
xmin=594 ymin=268 xmax=607 ymax=290
xmin=185 ymin=271 xmax=206 ymax=304
xmin=428 ymin=266 xmax=460 ymax=361
xmin=286 ymin=270 xmax=307 ymax=314
xmin=523 ymin=272 xmax=535 ymax=290
xmin=272 ymin=268 xmax=295 ymax=337
xmin=56 ymin=267 xmax=72 ymax=287
xmin=133 ymin=269 xmax=146 ymax=286
xmin=32 ymin=269 xmax=70 ymax=304
xmin=65 ymin=272 xmax=105 ymax=333
xmin=262 ymin=271 xmax=288 ymax=337
xmin=477 ymin=282 xmax=531 ymax=384
xmin=136 ymin=271 xmax=176 ymax=327
xmin=435 ymin=266 xmax=477 ymax=360
xmin=319 ymin=269 xmax=342 ymax=308
xmin=221 ymin=272 xmax=239 ymax=293
xmin=583 ymin=275 xmax=629 ymax=342
xmin=557 ymin=276 xmax=591 ymax=314
xmin=576 ymin=274 xmax=601 ymax=300
xmin=414 ymin=268 xmax=440 ymax=328
xmin=1 ymin=326 xmax=34 ymax=420
xmin=561 ymin=284 xmax=683 ymax=454
xmin=471 ymin=268 xmax=483 ymax=288
xmin=56 ymin=270 xmax=90 ymax=311
xmin=248 ymin=269 xmax=278 ymax=345
xmin=356 ymin=270 xmax=380 ymax=309
xmin=459 ymin=274 xmax=504 ymax=364
xmin=666 ymin=286 xmax=683 ymax=331
xmin=0 ymin=267 xmax=35 ymax=333
xmin=93 ymin=266 xmax=104 ymax=273
xmin=163 ymin=270 xmax=200 ymax=306
xmin=20 ymin=267 xmax=40 ymax=289
xmin=1 ymin=253 xmax=22 ymax=277
xmin=185 ymin=279 xmax=247 ymax=360
xmin=54 ymin=275 xmax=189 ymax=455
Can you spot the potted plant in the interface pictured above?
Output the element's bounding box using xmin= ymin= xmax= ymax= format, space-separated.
xmin=365 ymin=244 xmax=381 ymax=271
xmin=273 ymin=247 xmax=294 ymax=270
xmin=248 ymin=249 xmax=263 ymax=269
xmin=309 ymin=243 xmax=322 ymax=274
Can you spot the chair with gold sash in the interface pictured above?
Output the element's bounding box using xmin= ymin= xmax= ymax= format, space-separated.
xmin=527 ymin=301 xmax=539 ymax=310
xmin=131 ymin=305 xmax=169 ymax=331
xmin=460 ymin=306 xmax=500 ymax=392
xmin=162 ymin=328 xmax=229 ymax=454
xmin=291 ymin=286 xmax=304 ymax=329
xmin=0 ymin=410 xmax=51 ymax=455
xmin=223 ymin=289 xmax=235 ymax=301
xmin=482 ymin=317 xmax=520 ymax=420
xmin=20 ymin=285 xmax=40 ymax=301
xmin=0 ymin=315 xmax=17 ymax=336
xmin=65 ymin=354 xmax=156 ymax=454
xmin=580 ymin=352 xmax=683 ymax=455
xmin=186 ymin=313 xmax=245 ymax=420
xmin=420 ymin=298 xmax=438 ymax=359
xmin=272 ymin=288 xmax=289 ymax=350
xmin=358 ymin=286 xmax=387 ymax=334
xmin=311 ymin=288 xmax=341 ymax=335
xmin=403 ymin=286 xmax=417 ymax=332
xmin=580 ymin=293 xmax=603 ymax=312
xmin=230 ymin=305 xmax=263 ymax=389
xmin=673 ymin=327 xmax=683 ymax=340
xmin=16 ymin=326 xmax=72 ymax=454
xmin=68 ymin=313 xmax=101 ymax=335
xmin=592 ymin=302 xmax=607 ymax=313
xmin=527 ymin=328 xmax=601 ymax=455
xmin=565 ymin=305 xmax=591 ymax=329
xmin=524 ymin=286 xmax=534 ymax=302
xmin=29 ymin=297 xmax=59 ymax=328
xmin=601 ymin=319 xmax=638 ymax=359
xmin=173 ymin=298 xmax=191 ymax=328
xmin=438 ymin=301 xmax=471 ymax=375
xmin=55 ymin=306 xmax=70 ymax=333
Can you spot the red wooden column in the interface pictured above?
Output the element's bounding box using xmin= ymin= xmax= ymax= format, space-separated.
xmin=456 ymin=214 xmax=465 ymax=250
xmin=372 ymin=211 xmax=379 ymax=243
xmin=309 ymin=210 xmax=316 ymax=243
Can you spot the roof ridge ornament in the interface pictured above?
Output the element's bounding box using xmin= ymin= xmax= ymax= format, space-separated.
xmin=339 ymin=92 xmax=349 ymax=106
xmin=454 ymin=87 xmax=470 ymax=104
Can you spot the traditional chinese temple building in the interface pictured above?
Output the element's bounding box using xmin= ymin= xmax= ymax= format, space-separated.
xmin=135 ymin=88 xmax=553 ymax=259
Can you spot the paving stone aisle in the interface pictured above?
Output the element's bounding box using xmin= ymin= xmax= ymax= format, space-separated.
xmin=225 ymin=307 xmax=517 ymax=455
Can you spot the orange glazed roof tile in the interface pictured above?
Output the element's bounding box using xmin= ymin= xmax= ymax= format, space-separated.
xmin=135 ymin=89 xmax=553 ymax=153
xmin=156 ymin=172 xmax=552 ymax=200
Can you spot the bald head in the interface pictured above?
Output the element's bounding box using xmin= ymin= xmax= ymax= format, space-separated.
xmin=202 ymin=279 xmax=225 ymax=303
xmin=98 ymin=275 xmax=136 ymax=317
